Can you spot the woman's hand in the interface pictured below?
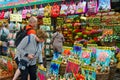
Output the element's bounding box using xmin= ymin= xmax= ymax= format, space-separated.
xmin=35 ymin=36 xmax=45 ymax=42
xmin=27 ymin=54 xmax=35 ymax=59
xmin=39 ymin=39 xmax=45 ymax=42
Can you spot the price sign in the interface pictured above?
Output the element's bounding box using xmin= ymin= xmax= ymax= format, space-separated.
xmin=63 ymin=46 xmax=73 ymax=50
xmin=97 ymin=46 xmax=115 ymax=50
xmin=87 ymin=44 xmax=98 ymax=47
xmin=74 ymin=43 xmax=83 ymax=47
xmin=81 ymin=65 xmax=96 ymax=71
xmin=10 ymin=14 xmax=22 ymax=22
xmin=68 ymin=58 xmax=81 ymax=64
xmin=82 ymin=48 xmax=92 ymax=52
xmin=51 ymin=60 xmax=62 ymax=64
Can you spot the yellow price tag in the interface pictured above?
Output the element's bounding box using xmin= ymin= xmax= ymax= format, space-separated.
xmin=81 ymin=65 xmax=96 ymax=71
xmin=87 ymin=44 xmax=98 ymax=47
xmin=82 ymin=48 xmax=92 ymax=52
xmin=68 ymin=58 xmax=81 ymax=64
xmin=77 ymin=9 xmax=83 ymax=13
xmin=63 ymin=46 xmax=73 ymax=50
xmin=52 ymin=60 xmax=62 ymax=64
xmin=97 ymin=46 xmax=115 ymax=50
xmin=74 ymin=43 xmax=83 ymax=47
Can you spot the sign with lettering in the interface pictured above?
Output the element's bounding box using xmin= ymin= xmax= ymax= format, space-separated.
xmin=63 ymin=46 xmax=73 ymax=50
xmin=74 ymin=43 xmax=83 ymax=47
xmin=82 ymin=48 xmax=92 ymax=52
xmin=68 ymin=58 xmax=81 ymax=64
xmin=81 ymin=65 xmax=96 ymax=71
xmin=97 ymin=46 xmax=116 ymax=50
xmin=87 ymin=44 xmax=98 ymax=47
xmin=10 ymin=14 xmax=22 ymax=22
xmin=51 ymin=60 xmax=62 ymax=64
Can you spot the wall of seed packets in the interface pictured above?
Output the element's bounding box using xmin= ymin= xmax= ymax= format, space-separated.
xmin=46 ymin=44 xmax=117 ymax=80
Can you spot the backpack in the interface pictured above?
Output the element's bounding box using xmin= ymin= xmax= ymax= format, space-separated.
xmin=0 ymin=29 xmax=8 ymax=42
xmin=15 ymin=27 xmax=32 ymax=47
xmin=51 ymin=3 xmax=60 ymax=18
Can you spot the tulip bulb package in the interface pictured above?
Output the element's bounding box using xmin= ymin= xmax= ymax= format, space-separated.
xmin=81 ymin=65 xmax=96 ymax=80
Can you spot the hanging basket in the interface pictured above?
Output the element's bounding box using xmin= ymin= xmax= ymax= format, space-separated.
xmin=109 ymin=64 xmax=117 ymax=80
xmin=59 ymin=63 xmax=67 ymax=76
xmin=96 ymin=72 xmax=109 ymax=80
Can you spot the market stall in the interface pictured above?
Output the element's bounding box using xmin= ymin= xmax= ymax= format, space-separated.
xmin=0 ymin=0 xmax=120 ymax=80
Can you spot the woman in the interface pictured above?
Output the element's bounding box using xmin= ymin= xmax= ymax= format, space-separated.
xmin=0 ymin=22 xmax=10 ymax=55
xmin=51 ymin=27 xmax=65 ymax=59
xmin=13 ymin=29 xmax=48 ymax=80
xmin=13 ymin=16 xmax=42 ymax=80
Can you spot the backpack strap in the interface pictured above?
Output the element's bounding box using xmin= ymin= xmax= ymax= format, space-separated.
xmin=52 ymin=32 xmax=59 ymax=44
xmin=23 ymin=35 xmax=30 ymax=49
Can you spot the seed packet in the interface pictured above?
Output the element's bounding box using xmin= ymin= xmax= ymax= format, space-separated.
xmin=66 ymin=58 xmax=80 ymax=74
xmin=37 ymin=66 xmax=46 ymax=80
xmin=50 ymin=60 xmax=61 ymax=75
xmin=81 ymin=65 xmax=96 ymax=80
xmin=81 ymin=48 xmax=92 ymax=65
